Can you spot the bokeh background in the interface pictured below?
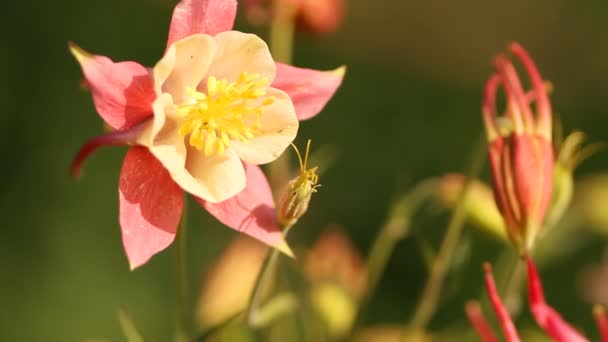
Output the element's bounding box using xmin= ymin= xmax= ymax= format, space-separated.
xmin=3 ymin=0 xmax=608 ymax=340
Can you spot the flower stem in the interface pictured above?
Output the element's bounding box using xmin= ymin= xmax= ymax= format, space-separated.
xmin=246 ymin=224 xmax=294 ymax=327
xmin=269 ymin=0 xmax=296 ymax=64
xmin=176 ymin=202 xmax=190 ymax=342
xmin=351 ymin=179 xmax=439 ymax=334
xmin=406 ymin=135 xmax=487 ymax=335
xmin=267 ymin=0 xmax=297 ymax=196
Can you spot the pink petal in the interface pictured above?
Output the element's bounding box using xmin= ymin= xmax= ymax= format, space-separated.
xmin=197 ymin=163 xmax=293 ymax=257
xmin=483 ymin=263 xmax=522 ymax=342
xmin=526 ymin=256 xmax=589 ymax=342
xmin=272 ymin=63 xmax=345 ymax=121
xmin=119 ymin=147 xmax=184 ymax=269
xmin=465 ymin=301 xmax=500 ymax=342
xmin=166 ymin=0 xmax=237 ymax=48
xmin=69 ymin=42 xmax=155 ymax=130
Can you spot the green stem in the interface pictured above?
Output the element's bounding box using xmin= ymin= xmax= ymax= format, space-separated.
xmin=176 ymin=203 xmax=190 ymax=342
xmin=501 ymin=258 xmax=526 ymax=315
xmin=405 ymin=135 xmax=486 ymax=336
xmin=246 ymin=225 xmax=294 ymax=327
xmin=352 ymin=179 xmax=439 ymax=333
xmin=253 ymin=291 xmax=298 ymax=328
xmin=266 ymin=0 xmax=296 ymax=197
xmin=269 ymin=0 xmax=295 ymax=64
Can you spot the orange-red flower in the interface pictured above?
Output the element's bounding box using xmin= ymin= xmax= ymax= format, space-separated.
xmin=70 ymin=0 xmax=344 ymax=269
xmin=483 ymin=43 xmax=554 ymax=253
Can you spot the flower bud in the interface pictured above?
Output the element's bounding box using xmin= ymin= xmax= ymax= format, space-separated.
xmin=483 ymin=43 xmax=554 ymax=253
xmin=244 ymin=0 xmax=344 ymax=36
xmin=305 ymin=228 xmax=367 ymax=338
xmin=277 ymin=140 xmax=320 ymax=227
xmin=296 ymin=0 xmax=344 ymax=35
xmin=575 ymin=174 xmax=608 ymax=234
xmin=437 ymin=174 xmax=507 ymax=241
xmin=544 ymin=131 xmax=600 ymax=228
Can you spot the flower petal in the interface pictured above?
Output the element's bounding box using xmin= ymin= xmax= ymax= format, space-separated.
xmin=166 ymin=0 xmax=237 ymax=48
xmin=119 ymin=147 xmax=184 ymax=269
xmin=465 ymin=301 xmax=500 ymax=342
xmin=197 ymin=163 xmax=293 ymax=257
xmin=154 ymin=34 xmax=216 ymax=104
xmin=272 ymin=63 xmax=345 ymax=121
xmin=184 ymin=147 xmax=246 ymax=203
xmin=205 ymin=31 xmax=276 ymax=83
xmin=69 ymin=42 xmax=155 ymax=130
xmin=483 ymin=263 xmax=521 ymax=342
xmin=526 ymin=256 xmax=589 ymax=342
xmin=232 ymin=88 xmax=298 ymax=164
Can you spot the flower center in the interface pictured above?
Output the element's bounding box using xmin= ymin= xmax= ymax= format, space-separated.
xmin=177 ymin=72 xmax=275 ymax=156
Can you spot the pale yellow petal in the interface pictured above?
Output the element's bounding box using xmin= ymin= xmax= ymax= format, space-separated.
xmin=185 ymin=148 xmax=246 ymax=202
xmin=204 ymin=31 xmax=276 ymax=84
xmin=153 ymin=34 xmax=216 ymax=103
xmin=231 ymin=88 xmax=298 ymax=165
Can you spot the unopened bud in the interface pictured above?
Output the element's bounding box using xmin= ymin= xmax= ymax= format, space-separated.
xmin=305 ymin=227 xmax=367 ymax=299
xmin=575 ymin=174 xmax=608 ymax=234
xmin=544 ymin=131 xmax=603 ymax=233
xmin=244 ymin=0 xmax=344 ymax=36
xmin=311 ymin=283 xmax=356 ymax=338
xmin=305 ymin=228 xmax=367 ymax=338
xmin=437 ymin=174 xmax=507 ymax=242
xmin=296 ymin=0 xmax=344 ymax=35
xmin=278 ymin=140 xmax=320 ymax=227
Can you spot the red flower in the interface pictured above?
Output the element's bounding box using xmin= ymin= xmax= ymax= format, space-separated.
xmin=483 ymin=43 xmax=554 ymax=253
xmin=70 ymin=0 xmax=345 ymax=269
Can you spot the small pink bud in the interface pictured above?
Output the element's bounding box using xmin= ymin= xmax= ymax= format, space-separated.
xmin=483 ymin=43 xmax=554 ymax=253
xmin=296 ymin=0 xmax=344 ymax=35
xmin=244 ymin=0 xmax=344 ymax=36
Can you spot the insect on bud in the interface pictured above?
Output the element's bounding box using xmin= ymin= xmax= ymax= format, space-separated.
xmin=277 ymin=139 xmax=320 ymax=228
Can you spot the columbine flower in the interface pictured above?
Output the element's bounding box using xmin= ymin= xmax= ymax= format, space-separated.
xmin=70 ymin=0 xmax=345 ymax=269
xmin=482 ymin=43 xmax=554 ymax=253
xmin=467 ymin=258 xmax=593 ymax=342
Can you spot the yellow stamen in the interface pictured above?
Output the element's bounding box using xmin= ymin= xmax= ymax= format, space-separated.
xmin=177 ymin=72 xmax=275 ymax=155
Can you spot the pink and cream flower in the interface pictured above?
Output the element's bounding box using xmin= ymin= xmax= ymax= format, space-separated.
xmin=70 ymin=0 xmax=344 ymax=269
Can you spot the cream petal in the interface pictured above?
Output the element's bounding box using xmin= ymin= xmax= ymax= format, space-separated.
xmin=153 ymin=34 xmax=216 ymax=103
xmin=147 ymin=141 xmax=246 ymax=203
xmin=184 ymin=148 xmax=246 ymax=203
xmin=231 ymin=88 xmax=298 ymax=165
xmin=136 ymin=93 xmax=177 ymax=146
xmin=204 ymin=31 xmax=276 ymax=84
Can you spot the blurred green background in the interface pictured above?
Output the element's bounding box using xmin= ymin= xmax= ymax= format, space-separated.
xmin=3 ymin=0 xmax=608 ymax=340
